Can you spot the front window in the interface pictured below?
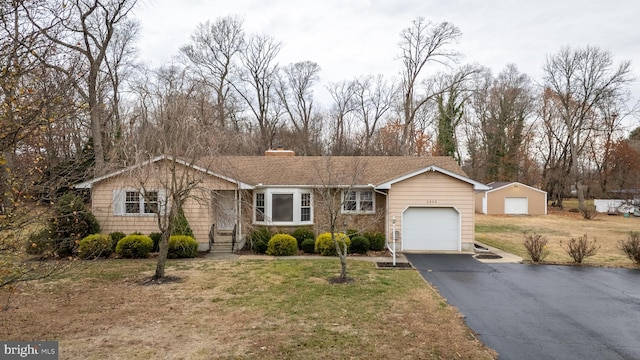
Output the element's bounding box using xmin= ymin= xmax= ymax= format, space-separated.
xmin=125 ymin=191 xmax=140 ymax=214
xmin=254 ymin=189 xmax=313 ymax=225
xmin=123 ymin=190 xmax=160 ymax=215
xmin=255 ymin=193 xmax=265 ymax=221
xmin=272 ymin=194 xmax=294 ymax=222
xmin=342 ymin=190 xmax=375 ymax=214
xmin=301 ymin=193 xmax=311 ymax=221
xmin=143 ymin=191 xmax=159 ymax=213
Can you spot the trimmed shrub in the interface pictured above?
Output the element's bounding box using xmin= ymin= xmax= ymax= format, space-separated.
xmin=253 ymin=239 xmax=268 ymax=254
xmin=248 ymin=227 xmax=273 ymax=254
xmin=562 ymin=234 xmax=599 ymax=263
xmin=346 ymin=228 xmax=360 ymax=239
xmin=365 ymin=232 xmax=386 ymax=251
xmin=350 ymin=235 xmax=370 ymax=255
xmin=266 ymin=234 xmax=298 ymax=256
xmin=523 ymin=232 xmax=549 ymax=262
xmin=25 ymin=228 xmax=54 ymax=256
xmin=290 ymin=227 xmax=315 ymax=249
xmin=116 ymin=234 xmax=153 ymax=258
xmin=149 ymin=232 xmax=162 ymax=252
xmin=49 ymin=193 xmax=100 ymax=256
xmin=168 ymin=235 xmax=198 ymax=258
xmin=315 ymin=232 xmax=351 ymax=256
xmin=172 ymin=207 xmax=194 ymax=237
xmin=109 ymin=232 xmax=126 ymax=252
xmin=618 ymin=231 xmax=640 ymax=264
xmin=301 ymin=238 xmax=316 ymax=254
xmin=78 ymin=234 xmax=113 ymax=259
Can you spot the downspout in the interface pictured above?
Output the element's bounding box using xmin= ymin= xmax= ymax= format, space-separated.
xmin=236 ymin=189 xmax=242 ymax=251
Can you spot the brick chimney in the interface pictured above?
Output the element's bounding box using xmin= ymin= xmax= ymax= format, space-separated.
xmin=264 ymin=146 xmax=296 ymax=156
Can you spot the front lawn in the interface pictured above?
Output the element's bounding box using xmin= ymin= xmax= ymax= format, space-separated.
xmin=1 ymin=258 xmax=496 ymax=359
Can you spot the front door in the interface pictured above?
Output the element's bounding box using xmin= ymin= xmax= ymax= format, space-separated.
xmin=213 ymin=190 xmax=236 ymax=231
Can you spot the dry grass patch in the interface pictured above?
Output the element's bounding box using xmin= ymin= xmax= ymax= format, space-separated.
xmin=476 ymin=209 xmax=640 ymax=267
xmin=1 ymin=258 xmax=495 ymax=359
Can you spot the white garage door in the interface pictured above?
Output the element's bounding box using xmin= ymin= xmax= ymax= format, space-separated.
xmin=402 ymin=207 xmax=460 ymax=251
xmin=505 ymin=197 xmax=528 ymax=214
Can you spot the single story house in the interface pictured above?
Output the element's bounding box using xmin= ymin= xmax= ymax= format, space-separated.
xmin=475 ymin=181 xmax=547 ymax=215
xmin=75 ymin=151 xmax=490 ymax=253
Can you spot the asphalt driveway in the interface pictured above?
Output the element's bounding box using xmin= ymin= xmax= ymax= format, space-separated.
xmin=405 ymin=254 xmax=640 ymax=360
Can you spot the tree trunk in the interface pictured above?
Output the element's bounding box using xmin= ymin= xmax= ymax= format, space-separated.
xmin=332 ymin=233 xmax=349 ymax=280
xmin=154 ymin=231 xmax=170 ymax=279
xmin=339 ymin=254 xmax=347 ymax=279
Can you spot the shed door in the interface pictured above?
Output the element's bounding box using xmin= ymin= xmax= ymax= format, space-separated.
xmin=402 ymin=207 xmax=460 ymax=251
xmin=505 ymin=197 xmax=528 ymax=214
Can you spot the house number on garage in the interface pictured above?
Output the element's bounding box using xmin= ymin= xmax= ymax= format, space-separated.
xmin=425 ymin=200 xmax=437 ymax=204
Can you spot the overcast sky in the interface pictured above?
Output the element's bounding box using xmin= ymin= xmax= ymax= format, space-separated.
xmin=133 ymin=0 xmax=639 ymax=128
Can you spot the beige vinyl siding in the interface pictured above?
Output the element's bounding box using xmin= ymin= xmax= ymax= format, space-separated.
xmin=474 ymin=192 xmax=485 ymax=213
xmin=90 ymin=162 xmax=238 ymax=249
xmin=484 ymin=184 xmax=547 ymax=215
xmin=388 ymin=172 xmax=475 ymax=251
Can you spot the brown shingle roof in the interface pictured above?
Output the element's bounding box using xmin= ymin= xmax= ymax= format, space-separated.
xmin=197 ymin=156 xmax=466 ymax=186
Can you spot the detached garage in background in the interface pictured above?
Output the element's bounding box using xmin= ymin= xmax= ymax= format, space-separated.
xmin=475 ymin=182 xmax=547 ymax=215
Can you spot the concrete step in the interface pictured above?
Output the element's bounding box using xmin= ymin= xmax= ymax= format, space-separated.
xmin=210 ymin=241 xmax=235 ymax=253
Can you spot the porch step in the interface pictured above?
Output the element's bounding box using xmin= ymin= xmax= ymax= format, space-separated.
xmin=210 ymin=234 xmax=236 ymax=253
xmin=211 ymin=242 xmax=235 ymax=253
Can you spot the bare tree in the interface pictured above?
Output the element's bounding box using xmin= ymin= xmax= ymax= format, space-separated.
xmin=103 ymin=18 xmax=140 ymax=161
xmin=352 ymin=75 xmax=396 ymax=155
xmin=466 ymin=65 xmax=535 ymax=182
xmin=276 ymin=61 xmax=322 ymax=155
xmin=327 ymin=80 xmax=357 ymax=155
xmin=542 ymin=46 xmax=633 ymax=217
xmin=129 ymin=65 xmax=216 ymax=279
xmin=234 ymin=34 xmax=282 ymax=152
xmin=398 ymin=17 xmax=461 ymax=155
xmin=312 ymin=157 xmax=368 ymax=280
xmin=181 ymin=16 xmax=245 ymax=130
xmin=23 ymin=0 xmax=138 ymax=173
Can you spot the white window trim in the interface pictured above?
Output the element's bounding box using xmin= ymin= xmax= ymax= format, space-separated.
xmin=113 ymin=189 xmax=166 ymax=216
xmin=341 ymin=189 xmax=375 ymax=214
xmin=253 ymin=188 xmax=313 ymax=225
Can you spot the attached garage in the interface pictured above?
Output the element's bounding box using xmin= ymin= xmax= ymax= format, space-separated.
xmin=402 ymin=207 xmax=460 ymax=251
xmin=475 ymin=182 xmax=547 ymax=215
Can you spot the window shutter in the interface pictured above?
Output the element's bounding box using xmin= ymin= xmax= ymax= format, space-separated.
xmin=113 ymin=189 xmax=125 ymax=215
xmin=157 ymin=189 xmax=167 ymax=215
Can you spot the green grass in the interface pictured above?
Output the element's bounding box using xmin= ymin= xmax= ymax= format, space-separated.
xmin=475 ymin=223 xmax=569 ymax=236
xmin=476 ymin=236 xmax=529 ymax=258
xmin=475 ymin=223 xmax=524 ymax=233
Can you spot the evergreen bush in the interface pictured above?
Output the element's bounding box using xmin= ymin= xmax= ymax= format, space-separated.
xmin=290 ymin=227 xmax=315 ymax=249
xmin=25 ymin=228 xmax=54 ymax=256
xmin=78 ymin=234 xmax=113 ymax=259
xmin=364 ymin=232 xmax=385 ymax=251
xmin=149 ymin=232 xmax=162 ymax=252
xmin=248 ymin=227 xmax=273 ymax=253
xmin=168 ymin=235 xmax=198 ymax=258
xmin=315 ymin=232 xmax=350 ymax=256
xmin=266 ymin=234 xmax=298 ymax=256
xmin=300 ymin=238 xmax=316 ymax=254
xmin=350 ymin=235 xmax=370 ymax=255
xmin=49 ymin=193 xmax=100 ymax=256
xmin=116 ymin=234 xmax=153 ymax=258
xmin=109 ymin=232 xmax=126 ymax=252
xmin=172 ymin=207 xmax=194 ymax=237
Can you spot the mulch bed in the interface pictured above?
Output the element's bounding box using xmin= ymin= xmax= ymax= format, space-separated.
xmin=375 ymin=262 xmax=413 ymax=269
